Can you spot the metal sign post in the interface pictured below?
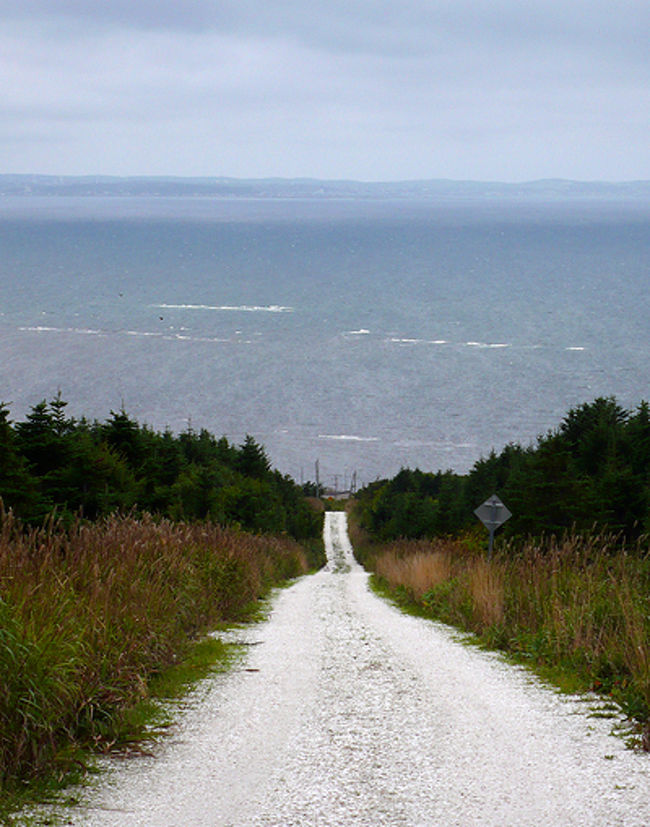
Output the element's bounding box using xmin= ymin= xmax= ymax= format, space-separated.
xmin=474 ymin=494 xmax=512 ymax=557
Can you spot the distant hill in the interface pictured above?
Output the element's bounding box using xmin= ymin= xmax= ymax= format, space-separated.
xmin=1 ymin=174 xmax=649 ymax=200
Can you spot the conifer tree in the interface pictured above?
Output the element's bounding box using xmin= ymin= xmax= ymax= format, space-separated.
xmin=0 ymin=403 xmax=39 ymax=517
xmin=236 ymin=435 xmax=271 ymax=479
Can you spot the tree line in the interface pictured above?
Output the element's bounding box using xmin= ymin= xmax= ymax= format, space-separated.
xmin=0 ymin=393 xmax=320 ymax=540
xmin=355 ymin=397 xmax=650 ymax=543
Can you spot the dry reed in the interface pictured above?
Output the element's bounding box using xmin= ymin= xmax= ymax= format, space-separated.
xmin=468 ymin=558 xmax=504 ymax=627
xmin=375 ymin=546 xmax=452 ymax=600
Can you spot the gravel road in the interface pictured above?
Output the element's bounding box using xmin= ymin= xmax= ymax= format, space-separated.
xmin=55 ymin=512 xmax=649 ymax=826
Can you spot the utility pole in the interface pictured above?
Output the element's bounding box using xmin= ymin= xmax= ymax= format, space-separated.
xmin=315 ymin=459 xmax=320 ymax=499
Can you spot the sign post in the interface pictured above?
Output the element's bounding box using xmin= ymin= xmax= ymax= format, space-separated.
xmin=474 ymin=494 xmax=511 ymax=558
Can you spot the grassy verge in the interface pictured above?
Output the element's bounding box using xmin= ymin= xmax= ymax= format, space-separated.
xmin=360 ymin=527 xmax=650 ymax=749
xmin=0 ymin=510 xmax=311 ymax=813
xmin=95 ymin=631 xmax=250 ymax=760
xmin=1 ymin=633 xmax=241 ymax=825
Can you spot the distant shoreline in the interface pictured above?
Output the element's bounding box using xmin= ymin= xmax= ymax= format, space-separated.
xmin=1 ymin=174 xmax=649 ymax=200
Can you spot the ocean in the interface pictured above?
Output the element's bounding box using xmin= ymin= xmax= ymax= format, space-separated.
xmin=1 ymin=194 xmax=649 ymax=490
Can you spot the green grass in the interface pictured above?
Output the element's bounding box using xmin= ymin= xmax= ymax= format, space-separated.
xmin=1 ymin=632 xmax=242 ymax=825
xmin=105 ymin=636 xmax=238 ymax=753
xmin=0 ymin=511 xmax=312 ymax=816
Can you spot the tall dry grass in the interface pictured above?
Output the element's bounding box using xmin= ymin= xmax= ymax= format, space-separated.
xmin=374 ymin=539 xmax=455 ymax=600
xmin=372 ymin=532 xmax=650 ymax=731
xmin=467 ymin=558 xmax=505 ymax=628
xmin=0 ymin=510 xmax=308 ymax=787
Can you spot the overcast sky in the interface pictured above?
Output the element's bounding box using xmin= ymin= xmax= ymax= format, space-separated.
xmin=1 ymin=0 xmax=648 ymax=181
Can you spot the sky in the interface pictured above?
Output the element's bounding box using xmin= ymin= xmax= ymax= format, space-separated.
xmin=1 ymin=0 xmax=649 ymax=182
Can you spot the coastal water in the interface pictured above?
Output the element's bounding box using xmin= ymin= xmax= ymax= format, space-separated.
xmin=1 ymin=195 xmax=649 ymax=488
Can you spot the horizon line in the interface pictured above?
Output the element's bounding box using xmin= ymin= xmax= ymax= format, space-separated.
xmin=2 ymin=173 xmax=649 ymax=186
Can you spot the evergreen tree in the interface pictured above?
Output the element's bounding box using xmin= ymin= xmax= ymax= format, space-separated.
xmin=0 ymin=403 xmax=39 ymax=517
xmin=101 ymin=408 xmax=144 ymax=470
xmin=236 ymin=435 xmax=271 ymax=479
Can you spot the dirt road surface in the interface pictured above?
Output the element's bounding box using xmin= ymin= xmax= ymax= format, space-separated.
xmin=52 ymin=512 xmax=649 ymax=826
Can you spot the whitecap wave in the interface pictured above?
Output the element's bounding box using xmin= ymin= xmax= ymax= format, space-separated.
xmin=19 ymin=326 xmax=104 ymax=336
xmin=393 ymin=439 xmax=476 ymax=449
xmin=346 ymin=329 xmax=371 ymax=335
xmin=318 ymin=434 xmax=379 ymax=442
xmin=387 ymin=337 xmax=511 ymax=348
xmin=566 ymin=346 xmax=585 ymax=351
xmin=19 ymin=326 xmax=245 ymax=345
xmin=151 ymin=303 xmax=293 ymax=313
xmin=162 ymin=334 xmax=231 ymax=343
xmin=387 ymin=337 xmax=448 ymax=345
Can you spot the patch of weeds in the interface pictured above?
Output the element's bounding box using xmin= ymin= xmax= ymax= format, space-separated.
xmin=111 ymin=637 xmax=238 ymax=750
xmin=302 ymin=536 xmax=327 ymax=571
xmin=372 ymin=570 xmax=607 ymax=701
xmin=479 ymin=624 xmax=510 ymax=651
xmin=0 ymin=760 xmax=91 ymax=827
xmin=151 ymin=637 xmax=236 ymax=698
xmin=369 ymin=576 xmax=429 ymax=620
xmin=2 ymin=636 xmax=238 ymax=825
xmin=521 ymin=659 xmax=592 ymax=696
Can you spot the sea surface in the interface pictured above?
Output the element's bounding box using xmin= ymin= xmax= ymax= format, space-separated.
xmin=1 ymin=195 xmax=649 ymax=489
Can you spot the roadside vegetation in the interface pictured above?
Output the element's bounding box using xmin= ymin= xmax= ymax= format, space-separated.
xmin=351 ymin=396 xmax=650 ymax=746
xmin=0 ymin=395 xmax=324 ymax=813
xmin=0 ymin=511 xmax=316 ymax=801
xmin=351 ymin=521 xmax=650 ymax=743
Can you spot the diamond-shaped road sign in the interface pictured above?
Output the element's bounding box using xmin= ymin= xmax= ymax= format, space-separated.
xmin=474 ymin=495 xmax=512 ymax=530
xmin=474 ymin=494 xmax=511 ymax=557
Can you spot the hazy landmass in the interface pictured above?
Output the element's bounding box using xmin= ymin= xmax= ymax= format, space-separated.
xmin=1 ymin=174 xmax=649 ymax=199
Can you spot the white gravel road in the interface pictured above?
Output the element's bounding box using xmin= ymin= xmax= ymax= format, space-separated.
xmin=53 ymin=512 xmax=649 ymax=826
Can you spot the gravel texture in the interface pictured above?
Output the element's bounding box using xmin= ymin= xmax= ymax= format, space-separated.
xmin=54 ymin=512 xmax=649 ymax=826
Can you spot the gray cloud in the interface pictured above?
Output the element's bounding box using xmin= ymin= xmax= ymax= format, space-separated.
xmin=3 ymin=1 xmax=649 ymax=55
xmin=0 ymin=0 xmax=648 ymax=179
